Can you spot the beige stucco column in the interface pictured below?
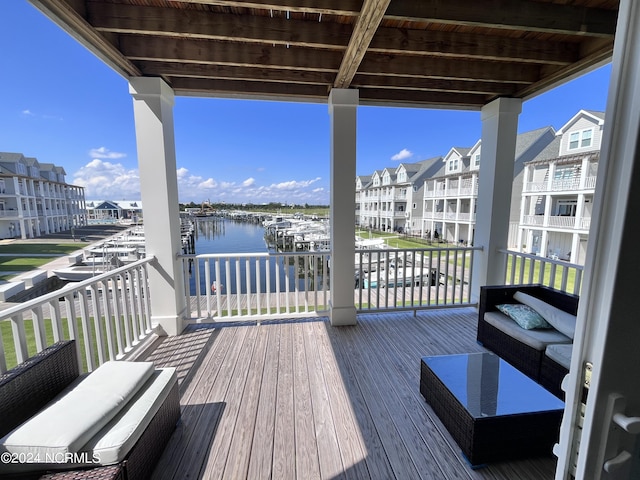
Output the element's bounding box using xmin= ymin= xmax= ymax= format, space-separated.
xmin=471 ymin=97 xmax=522 ymax=302
xmin=129 ymin=77 xmax=186 ymax=336
xmin=328 ymin=88 xmax=358 ymax=326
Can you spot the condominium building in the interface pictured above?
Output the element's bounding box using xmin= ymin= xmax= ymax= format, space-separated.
xmin=355 ymin=109 xmax=603 ymax=266
xmin=356 ymin=157 xmax=442 ymax=234
xmin=518 ymin=110 xmax=603 ymax=264
xmin=422 ymin=127 xmax=556 ymax=245
xmin=0 ymin=152 xmax=87 ymax=239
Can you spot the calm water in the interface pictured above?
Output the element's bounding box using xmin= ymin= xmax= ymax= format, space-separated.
xmin=186 ymin=218 xmax=326 ymax=294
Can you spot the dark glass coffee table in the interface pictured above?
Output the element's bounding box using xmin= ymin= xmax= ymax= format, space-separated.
xmin=420 ymin=352 xmax=564 ymax=466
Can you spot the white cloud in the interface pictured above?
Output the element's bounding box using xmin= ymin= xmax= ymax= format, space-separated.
xmin=21 ymin=109 xmax=34 ymax=116
xmin=73 ymin=159 xmax=140 ymax=199
xmin=76 ymin=161 xmax=328 ymax=204
xmin=89 ymin=147 xmax=127 ymax=160
xmin=391 ymin=148 xmax=413 ymax=161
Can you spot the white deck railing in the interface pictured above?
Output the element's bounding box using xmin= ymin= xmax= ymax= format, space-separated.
xmin=181 ymin=246 xmax=481 ymax=321
xmin=500 ymin=249 xmax=583 ymax=295
xmin=0 ymin=257 xmax=155 ymax=374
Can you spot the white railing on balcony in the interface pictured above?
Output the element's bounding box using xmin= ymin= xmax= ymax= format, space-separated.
xmin=355 ymin=246 xmax=480 ymax=312
xmin=181 ymin=252 xmax=330 ymax=321
xmin=524 ymin=182 xmax=548 ymax=192
xmin=0 ymin=257 xmax=155 ymax=374
xmin=500 ymin=249 xmax=583 ymax=295
xmin=585 ymin=176 xmax=597 ymax=189
xmin=548 ymin=216 xmax=577 ymax=228
xmin=551 ymin=178 xmax=580 ymax=191
xmin=522 ymin=215 xmax=544 ymax=226
xmin=181 ymin=247 xmax=480 ymax=321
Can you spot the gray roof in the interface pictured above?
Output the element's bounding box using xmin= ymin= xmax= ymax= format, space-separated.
xmin=514 ymin=126 xmax=555 ymax=159
xmin=584 ymin=110 xmax=605 ymax=120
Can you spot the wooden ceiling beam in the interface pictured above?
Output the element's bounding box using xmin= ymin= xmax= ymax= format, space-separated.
xmin=134 ymin=60 xmax=336 ymax=85
xmin=516 ymin=42 xmax=614 ymax=99
xmin=333 ymin=0 xmax=390 ymax=88
xmin=351 ymin=75 xmax=520 ymax=96
xmin=358 ymin=54 xmax=540 ymax=84
xmin=359 ymin=87 xmax=488 ymax=109
xmin=369 ymin=27 xmax=579 ymax=65
xmin=168 ymin=76 xmax=330 ymax=99
xmin=119 ymin=36 xmax=342 ymax=72
xmin=385 ymin=0 xmax=617 ymax=37
xmin=89 ymin=3 xmax=352 ymax=50
xmin=29 ymin=0 xmax=140 ymax=76
xmin=171 ymin=0 xmax=363 ymax=16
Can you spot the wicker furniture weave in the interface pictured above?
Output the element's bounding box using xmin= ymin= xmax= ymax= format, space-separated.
xmin=420 ymin=353 xmax=565 ymax=466
xmin=0 ymin=340 xmax=180 ymax=480
xmin=539 ymin=353 xmax=570 ymax=399
xmin=477 ymin=284 xmax=579 ymax=389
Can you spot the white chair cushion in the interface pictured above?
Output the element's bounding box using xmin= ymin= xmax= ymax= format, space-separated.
xmin=484 ymin=311 xmax=572 ymax=351
xmin=0 ymin=361 xmax=154 ymax=469
xmin=81 ymin=367 xmax=177 ymax=465
xmin=545 ymin=344 xmax=573 ymax=369
xmin=514 ymin=291 xmax=577 ymax=339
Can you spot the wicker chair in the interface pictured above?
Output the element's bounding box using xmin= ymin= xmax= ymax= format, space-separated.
xmin=0 ymin=340 xmax=180 ymax=480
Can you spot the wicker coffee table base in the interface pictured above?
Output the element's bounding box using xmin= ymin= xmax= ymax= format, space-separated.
xmin=420 ymin=356 xmax=564 ymax=466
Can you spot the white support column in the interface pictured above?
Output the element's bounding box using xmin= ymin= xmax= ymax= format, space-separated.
xmin=129 ymin=77 xmax=186 ymax=336
xmin=555 ymin=1 xmax=640 ymax=478
xmin=328 ymin=88 xmax=358 ymax=326
xmin=471 ymin=97 xmax=522 ymax=301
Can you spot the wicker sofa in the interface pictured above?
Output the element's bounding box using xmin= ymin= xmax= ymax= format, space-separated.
xmin=0 ymin=340 xmax=180 ymax=480
xmin=477 ymin=284 xmax=579 ymax=398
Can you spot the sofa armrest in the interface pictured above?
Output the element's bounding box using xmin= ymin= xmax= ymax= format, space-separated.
xmin=0 ymin=340 xmax=79 ymax=437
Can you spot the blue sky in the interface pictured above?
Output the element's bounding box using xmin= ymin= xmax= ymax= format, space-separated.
xmin=1 ymin=1 xmax=612 ymax=205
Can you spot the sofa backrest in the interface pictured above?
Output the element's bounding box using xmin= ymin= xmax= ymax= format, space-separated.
xmin=0 ymin=340 xmax=79 ymax=437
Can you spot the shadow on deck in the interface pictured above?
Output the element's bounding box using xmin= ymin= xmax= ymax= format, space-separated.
xmin=146 ymin=308 xmax=557 ymax=480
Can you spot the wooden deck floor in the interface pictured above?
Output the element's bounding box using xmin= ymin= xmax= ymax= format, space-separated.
xmin=146 ymin=308 xmax=557 ymax=480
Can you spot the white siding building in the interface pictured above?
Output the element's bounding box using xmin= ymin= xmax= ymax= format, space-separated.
xmin=518 ymin=110 xmax=604 ymax=264
xmin=0 ymin=152 xmax=87 ymax=239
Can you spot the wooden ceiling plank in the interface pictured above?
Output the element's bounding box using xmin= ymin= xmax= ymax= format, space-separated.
xmin=119 ymin=35 xmax=342 ymax=72
xmin=358 ymin=54 xmax=540 ymax=84
xmin=369 ymin=27 xmax=579 ymax=65
xmin=516 ymin=43 xmax=614 ymax=99
xmin=385 ymin=0 xmax=617 ymax=37
xmin=174 ymin=0 xmax=363 ymax=16
xmin=351 ymin=74 xmax=519 ymax=96
xmin=135 ymin=60 xmax=336 ymax=85
xmin=333 ymin=0 xmax=391 ymax=88
xmin=89 ymin=3 xmax=352 ymax=50
xmin=169 ymin=76 xmax=330 ymax=98
xmin=359 ymin=88 xmax=488 ymax=108
xmin=29 ymin=0 xmax=141 ymax=76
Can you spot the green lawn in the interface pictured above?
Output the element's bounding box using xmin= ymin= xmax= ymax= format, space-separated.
xmin=1 ymin=315 xmax=131 ymax=372
xmin=506 ymin=256 xmax=579 ymax=293
xmin=0 ymin=243 xmax=87 ymax=255
xmin=0 ymin=256 xmax=58 ymax=272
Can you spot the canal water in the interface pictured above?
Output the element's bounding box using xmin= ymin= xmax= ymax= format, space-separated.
xmin=187 ymin=217 xmax=326 ymax=294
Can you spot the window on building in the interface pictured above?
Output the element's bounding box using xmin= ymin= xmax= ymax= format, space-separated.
xmin=413 ymin=203 xmax=417 ymax=209
xmin=448 ymin=159 xmax=459 ymax=172
xmin=556 ymin=200 xmax=577 ymax=216
xmin=473 ymin=154 xmax=480 ymax=167
xmin=569 ymin=129 xmax=593 ymax=150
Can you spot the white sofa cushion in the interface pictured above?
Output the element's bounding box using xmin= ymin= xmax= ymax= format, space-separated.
xmin=513 ymin=291 xmax=577 ymax=339
xmin=81 ymin=367 xmax=177 ymax=465
xmin=484 ymin=311 xmax=572 ymax=351
xmin=545 ymin=344 xmax=573 ymax=369
xmin=0 ymin=361 xmax=154 ymax=466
